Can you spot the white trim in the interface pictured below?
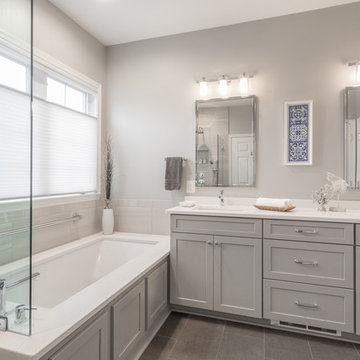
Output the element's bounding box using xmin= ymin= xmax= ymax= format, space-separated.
xmin=284 ymin=100 xmax=313 ymax=166
xmin=33 ymin=48 xmax=100 ymax=93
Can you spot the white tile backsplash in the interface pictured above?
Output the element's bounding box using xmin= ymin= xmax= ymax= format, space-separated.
xmin=113 ymin=199 xmax=171 ymax=235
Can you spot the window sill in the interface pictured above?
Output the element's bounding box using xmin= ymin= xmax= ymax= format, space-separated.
xmin=0 ymin=193 xmax=101 ymax=210
xmin=33 ymin=193 xmax=101 ymax=208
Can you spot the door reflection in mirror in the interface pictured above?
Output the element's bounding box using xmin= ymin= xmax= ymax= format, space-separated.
xmin=195 ymin=96 xmax=256 ymax=187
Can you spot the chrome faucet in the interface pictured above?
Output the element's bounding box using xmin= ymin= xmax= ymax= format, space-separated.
xmin=0 ymin=279 xmax=7 ymax=331
xmin=0 ymin=272 xmax=40 ymax=331
xmin=0 ymin=279 xmax=5 ymax=317
xmin=218 ymin=190 xmax=225 ymax=206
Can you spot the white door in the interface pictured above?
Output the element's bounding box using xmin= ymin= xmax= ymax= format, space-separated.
xmin=229 ymin=135 xmax=254 ymax=185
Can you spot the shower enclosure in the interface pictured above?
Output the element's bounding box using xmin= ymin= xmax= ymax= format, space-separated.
xmin=0 ymin=0 xmax=33 ymax=335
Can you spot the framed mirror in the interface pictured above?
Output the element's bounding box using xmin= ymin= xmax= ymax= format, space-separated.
xmin=195 ymin=96 xmax=256 ymax=187
xmin=345 ymin=87 xmax=360 ymax=189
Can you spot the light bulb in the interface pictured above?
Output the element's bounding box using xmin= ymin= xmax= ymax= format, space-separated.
xmin=239 ymin=76 xmax=249 ymax=95
xmin=357 ymin=65 xmax=360 ymax=83
xmin=218 ymin=77 xmax=229 ymax=97
xmin=199 ymin=78 xmax=208 ymax=97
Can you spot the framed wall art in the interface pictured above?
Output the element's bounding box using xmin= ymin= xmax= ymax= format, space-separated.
xmin=284 ymin=100 xmax=313 ymax=166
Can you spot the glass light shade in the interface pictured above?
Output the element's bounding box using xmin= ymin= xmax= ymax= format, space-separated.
xmin=239 ymin=77 xmax=249 ymax=95
xmin=357 ymin=65 xmax=360 ymax=83
xmin=199 ymin=80 xmax=208 ymax=97
xmin=218 ymin=78 xmax=229 ymax=97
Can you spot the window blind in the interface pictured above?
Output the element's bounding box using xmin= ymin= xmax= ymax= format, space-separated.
xmin=0 ymin=85 xmax=98 ymax=200
xmin=0 ymin=86 xmax=31 ymax=199
xmin=32 ymin=98 xmax=98 ymax=197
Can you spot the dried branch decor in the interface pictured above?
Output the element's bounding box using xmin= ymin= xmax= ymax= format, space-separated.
xmin=103 ymin=137 xmax=113 ymax=209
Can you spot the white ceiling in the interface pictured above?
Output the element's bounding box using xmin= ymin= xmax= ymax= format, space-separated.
xmin=49 ymin=0 xmax=359 ymax=46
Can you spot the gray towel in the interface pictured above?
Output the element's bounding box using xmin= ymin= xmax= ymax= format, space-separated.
xmin=165 ymin=157 xmax=183 ymax=191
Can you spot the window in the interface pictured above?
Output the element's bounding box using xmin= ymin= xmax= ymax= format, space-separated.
xmin=0 ymin=54 xmax=27 ymax=92
xmin=0 ymin=48 xmax=100 ymax=200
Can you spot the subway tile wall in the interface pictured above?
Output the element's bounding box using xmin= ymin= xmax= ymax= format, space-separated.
xmin=0 ymin=198 xmax=170 ymax=266
xmin=112 ymin=199 xmax=171 ymax=235
xmin=0 ymin=199 xmax=102 ymax=265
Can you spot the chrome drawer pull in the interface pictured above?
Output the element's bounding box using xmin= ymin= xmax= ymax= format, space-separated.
xmin=294 ymin=300 xmax=319 ymax=309
xmin=294 ymin=228 xmax=318 ymax=235
xmin=207 ymin=241 xmax=213 ymax=245
xmin=294 ymin=259 xmax=318 ymax=266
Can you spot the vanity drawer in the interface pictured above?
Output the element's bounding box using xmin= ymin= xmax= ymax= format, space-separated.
xmin=263 ymin=240 xmax=353 ymax=288
xmin=263 ymin=220 xmax=353 ymax=245
xmin=263 ymin=280 xmax=354 ymax=333
xmin=171 ymin=215 xmax=262 ymax=238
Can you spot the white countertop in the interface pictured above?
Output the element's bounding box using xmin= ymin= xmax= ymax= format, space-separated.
xmin=0 ymin=232 xmax=170 ymax=360
xmin=167 ymin=204 xmax=360 ymax=224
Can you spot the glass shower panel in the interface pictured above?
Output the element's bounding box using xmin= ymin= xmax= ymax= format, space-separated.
xmin=0 ymin=0 xmax=32 ymax=335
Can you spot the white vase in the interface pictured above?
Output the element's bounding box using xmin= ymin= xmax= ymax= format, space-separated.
xmin=102 ymin=208 xmax=114 ymax=235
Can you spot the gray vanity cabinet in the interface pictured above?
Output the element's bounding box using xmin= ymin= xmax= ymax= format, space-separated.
xmin=49 ymin=311 xmax=110 ymax=360
xmin=170 ymin=233 xmax=214 ymax=309
xmin=213 ymin=236 xmax=262 ymax=317
xmin=170 ymin=215 xmax=262 ymax=318
xmin=112 ymin=280 xmax=146 ymax=360
xmin=356 ymin=225 xmax=360 ymax=335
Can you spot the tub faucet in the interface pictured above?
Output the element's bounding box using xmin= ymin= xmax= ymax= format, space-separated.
xmin=0 ymin=280 xmax=5 ymax=317
xmin=218 ymin=190 xmax=225 ymax=206
xmin=0 ymin=279 xmax=7 ymax=331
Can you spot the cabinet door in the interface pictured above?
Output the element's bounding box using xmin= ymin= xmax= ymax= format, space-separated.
xmin=147 ymin=260 xmax=168 ymax=329
xmin=50 ymin=312 xmax=110 ymax=360
xmin=170 ymin=233 xmax=213 ymax=309
xmin=113 ymin=281 xmax=145 ymax=360
xmin=357 ymin=247 xmax=360 ymax=335
xmin=214 ymin=236 xmax=262 ymax=318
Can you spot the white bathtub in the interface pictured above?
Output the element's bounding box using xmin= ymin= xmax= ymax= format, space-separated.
xmin=0 ymin=232 xmax=170 ymax=360
xmin=33 ymin=237 xmax=158 ymax=308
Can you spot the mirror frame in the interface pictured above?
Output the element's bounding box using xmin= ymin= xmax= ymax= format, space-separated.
xmin=344 ymin=86 xmax=360 ymax=189
xmin=195 ymin=95 xmax=257 ymax=187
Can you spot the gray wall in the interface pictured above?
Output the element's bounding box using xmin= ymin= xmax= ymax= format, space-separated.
xmin=106 ymin=3 xmax=360 ymax=208
xmin=34 ymin=0 xmax=106 ymax=85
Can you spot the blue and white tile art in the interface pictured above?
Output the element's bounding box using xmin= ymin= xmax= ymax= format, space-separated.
xmin=284 ymin=100 xmax=313 ymax=165
xmin=288 ymin=104 xmax=309 ymax=162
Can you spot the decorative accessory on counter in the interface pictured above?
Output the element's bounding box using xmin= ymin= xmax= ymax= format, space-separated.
xmin=165 ymin=157 xmax=184 ymax=191
xmin=312 ymin=185 xmax=331 ymax=212
xmin=254 ymin=198 xmax=295 ymax=212
xmin=327 ymin=172 xmax=348 ymax=212
xmin=179 ymin=201 xmax=198 ymax=207
xmin=284 ymin=100 xmax=313 ymax=166
xmin=313 ymin=172 xmax=348 ymax=212
xmin=102 ymin=137 xmax=114 ymax=235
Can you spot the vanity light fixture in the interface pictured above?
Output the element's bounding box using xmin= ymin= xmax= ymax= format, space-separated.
xmin=348 ymin=61 xmax=360 ymax=83
xmin=239 ymin=74 xmax=249 ymax=95
xmin=196 ymin=73 xmax=254 ymax=97
xmin=199 ymin=78 xmax=208 ymax=97
xmin=218 ymin=75 xmax=229 ymax=97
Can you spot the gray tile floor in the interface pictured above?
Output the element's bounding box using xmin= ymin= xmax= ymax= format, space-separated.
xmin=140 ymin=312 xmax=360 ymax=360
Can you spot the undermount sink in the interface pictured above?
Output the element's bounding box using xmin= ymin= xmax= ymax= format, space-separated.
xmin=194 ymin=204 xmax=244 ymax=212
